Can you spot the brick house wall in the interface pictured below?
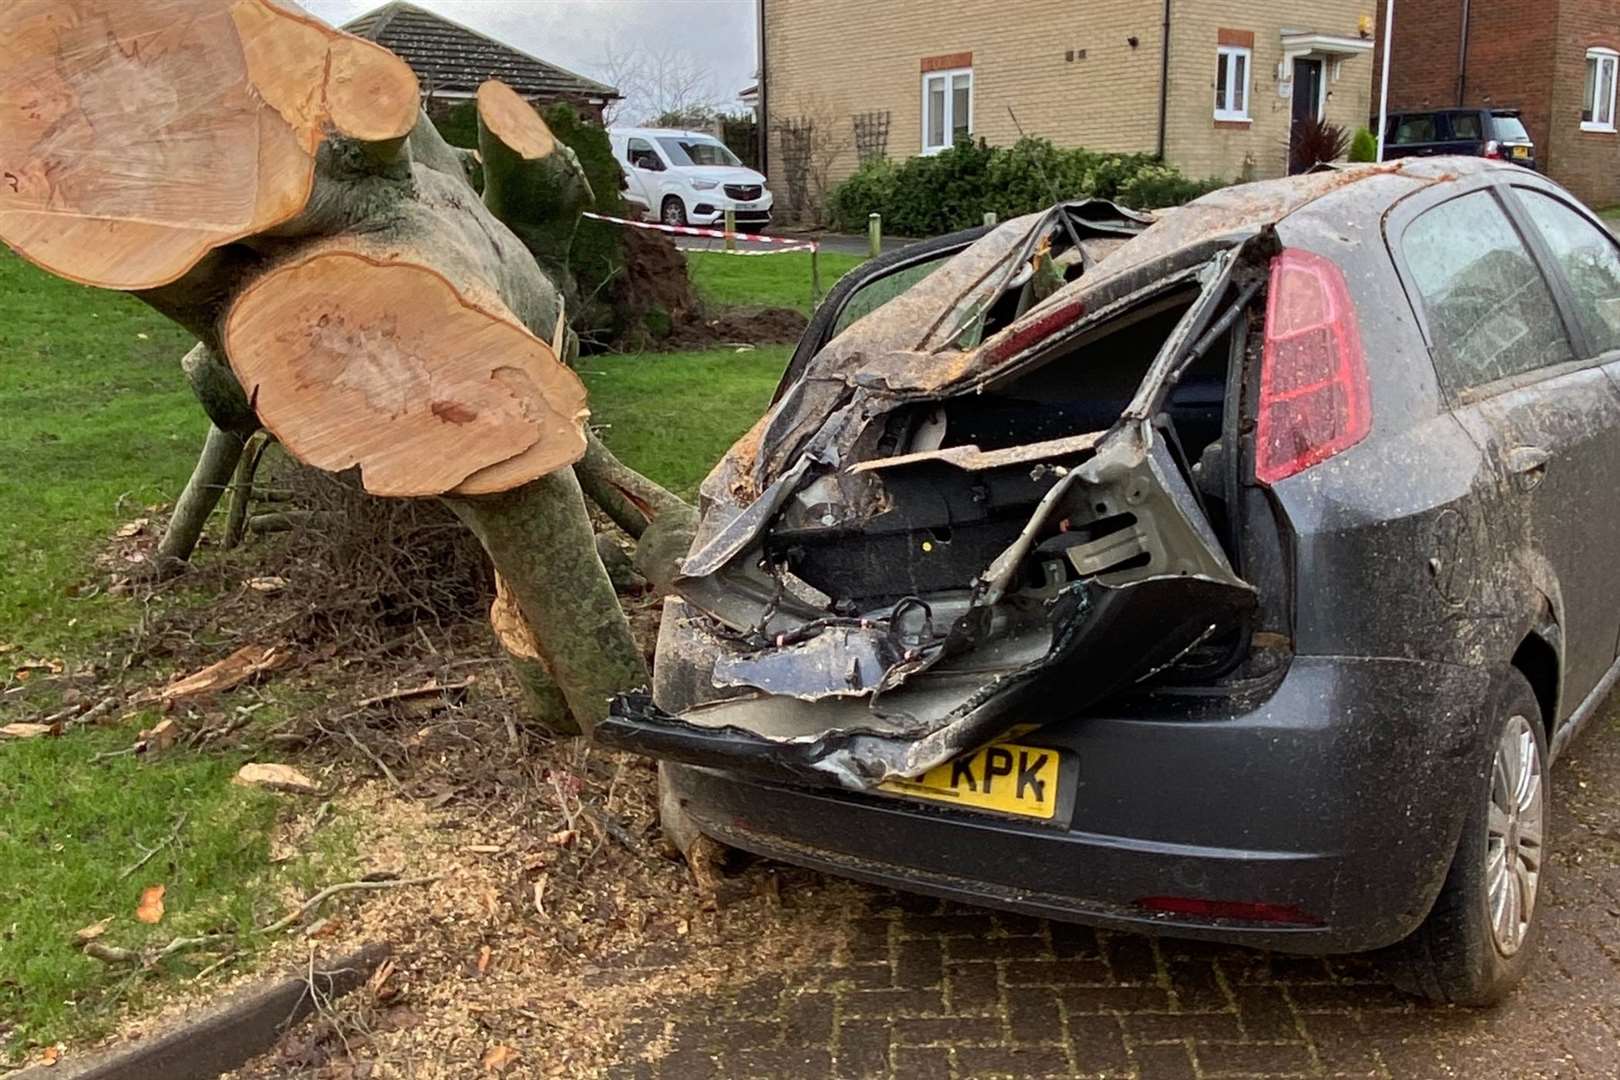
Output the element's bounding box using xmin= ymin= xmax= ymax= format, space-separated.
xmin=1549 ymin=0 xmax=1620 ymax=205
xmin=1373 ymin=0 xmax=1620 ymax=207
xmin=761 ymin=0 xmax=1375 ymax=220
xmin=761 ymin=0 xmax=1163 ymax=214
xmin=1164 ymin=1 xmax=1376 ymax=181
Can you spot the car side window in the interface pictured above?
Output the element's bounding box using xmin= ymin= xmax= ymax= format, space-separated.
xmin=1403 ymin=190 xmax=1574 ymax=392
xmin=1393 ymin=115 xmax=1436 ymax=144
xmin=1450 ymin=112 xmax=1482 ymax=140
xmin=1515 ymin=189 xmax=1620 ymax=356
xmin=626 ymin=138 xmax=662 ymax=171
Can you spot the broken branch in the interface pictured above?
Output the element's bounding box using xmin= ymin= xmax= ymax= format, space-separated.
xmin=257 ymin=874 xmax=443 ymax=936
xmin=119 ymin=811 xmax=189 ymax=881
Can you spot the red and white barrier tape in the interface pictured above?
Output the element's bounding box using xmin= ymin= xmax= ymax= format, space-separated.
xmin=581 ymin=211 xmax=818 ymax=254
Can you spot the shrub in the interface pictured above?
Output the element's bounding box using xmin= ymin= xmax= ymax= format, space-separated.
xmin=1116 ymin=164 xmax=1228 ymax=210
xmin=826 ymin=159 xmax=899 ymax=234
xmin=1349 ymin=127 xmax=1379 ymax=163
xmin=827 ymin=136 xmax=1227 ymax=234
xmin=1289 ymin=116 xmax=1351 ymax=174
xmin=433 ymin=100 xmax=479 ymax=150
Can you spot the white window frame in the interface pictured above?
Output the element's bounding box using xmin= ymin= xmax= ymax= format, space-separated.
xmin=1583 ymin=48 xmax=1618 ymax=133
xmin=921 ymin=67 xmax=973 ymax=155
xmin=1214 ymin=45 xmax=1252 ymax=122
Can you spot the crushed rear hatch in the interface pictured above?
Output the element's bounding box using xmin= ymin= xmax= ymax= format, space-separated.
xmin=598 ymin=200 xmax=1281 ymax=789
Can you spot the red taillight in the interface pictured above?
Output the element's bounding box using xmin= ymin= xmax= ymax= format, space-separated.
xmin=1254 ymin=248 xmax=1372 ymax=486
xmin=1483 ymin=139 xmax=1504 ymax=160
xmin=981 ymin=296 xmax=1087 ymax=367
xmin=1135 ymin=896 xmax=1324 ymax=926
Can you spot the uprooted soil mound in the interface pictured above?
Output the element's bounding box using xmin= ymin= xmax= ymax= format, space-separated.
xmin=617 ymin=227 xmax=698 ymax=323
xmin=584 ymin=228 xmax=808 ymax=352
xmin=663 ymin=306 xmax=808 ymax=350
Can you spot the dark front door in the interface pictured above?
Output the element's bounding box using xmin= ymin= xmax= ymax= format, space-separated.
xmin=1292 ymin=58 xmax=1323 ymax=128
xmin=1289 ymin=58 xmax=1326 ymax=174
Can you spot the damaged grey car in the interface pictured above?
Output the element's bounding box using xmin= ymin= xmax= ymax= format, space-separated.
xmin=599 ymin=159 xmax=1620 ymax=1005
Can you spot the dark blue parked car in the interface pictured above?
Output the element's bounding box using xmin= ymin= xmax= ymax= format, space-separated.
xmin=602 ymin=159 xmax=1620 ymax=1005
xmin=1380 ymin=108 xmax=1538 ymax=171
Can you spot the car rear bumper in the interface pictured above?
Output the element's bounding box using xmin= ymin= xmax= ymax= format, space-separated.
xmin=661 ymin=654 xmax=1492 ymax=954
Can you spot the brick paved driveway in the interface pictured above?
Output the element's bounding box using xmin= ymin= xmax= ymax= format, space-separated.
xmin=608 ymin=710 xmax=1620 ymax=1079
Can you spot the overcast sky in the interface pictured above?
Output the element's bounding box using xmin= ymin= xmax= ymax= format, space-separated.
xmin=303 ymin=0 xmax=758 ymax=115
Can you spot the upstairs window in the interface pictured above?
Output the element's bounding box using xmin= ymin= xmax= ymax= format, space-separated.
xmin=1583 ymin=48 xmax=1617 ymax=132
xmin=922 ymin=67 xmax=972 ymax=154
xmin=1215 ymin=46 xmax=1251 ymax=121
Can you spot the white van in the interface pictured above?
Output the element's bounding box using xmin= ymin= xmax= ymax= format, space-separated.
xmin=607 ymin=127 xmax=773 ymax=233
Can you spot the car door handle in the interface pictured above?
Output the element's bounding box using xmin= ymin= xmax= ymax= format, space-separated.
xmin=1507 ymin=446 xmax=1551 ymax=490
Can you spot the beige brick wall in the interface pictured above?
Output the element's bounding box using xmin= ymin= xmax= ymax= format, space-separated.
xmin=1165 ymin=3 xmax=1377 ymax=180
xmin=763 ymin=0 xmax=1378 ymax=213
xmin=763 ymin=0 xmax=1165 ymax=210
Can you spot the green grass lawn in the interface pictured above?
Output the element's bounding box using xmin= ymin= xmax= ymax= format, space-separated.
xmin=686 ymin=248 xmax=864 ymax=314
xmin=580 ymin=346 xmax=787 ymax=497
xmin=1600 ymin=206 xmax=1620 ymax=222
xmin=0 ymin=257 xmax=201 ymax=658
xmin=0 ymin=247 xmax=793 ymax=1061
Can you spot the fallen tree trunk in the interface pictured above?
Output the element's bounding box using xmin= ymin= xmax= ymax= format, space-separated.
xmin=0 ymin=0 xmax=690 ymax=737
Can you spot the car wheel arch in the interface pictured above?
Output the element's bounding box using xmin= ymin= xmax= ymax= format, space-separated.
xmin=1511 ymin=621 xmax=1561 ymax=747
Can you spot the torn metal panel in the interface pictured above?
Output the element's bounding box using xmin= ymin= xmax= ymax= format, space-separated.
xmin=850 ymin=431 xmax=1107 ymax=475
xmin=601 ymin=573 xmax=1255 ymax=787
xmin=598 ymin=190 xmax=1423 ymax=789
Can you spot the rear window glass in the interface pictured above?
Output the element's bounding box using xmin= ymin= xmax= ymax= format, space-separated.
xmin=1492 ymin=113 xmax=1531 ymax=141
xmin=1403 ymin=190 xmax=1573 ymax=391
xmin=1449 ymin=113 xmax=1482 ymax=139
xmin=832 ymin=255 xmax=953 ymax=337
xmin=1517 ymin=189 xmax=1620 ymax=355
xmin=656 ymin=137 xmax=741 ymax=168
xmin=1392 ymin=115 xmax=1437 ymax=144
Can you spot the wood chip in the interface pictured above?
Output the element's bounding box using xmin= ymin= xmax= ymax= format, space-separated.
xmin=481 ymin=1044 xmax=520 ymax=1073
xmin=136 ymin=717 xmax=180 ymax=754
xmin=135 ymin=883 xmax=166 ymax=924
xmin=73 ymin=918 xmax=112 ymax=944
xmin=0 ymin=722 xmax=57 ymax=739
xmin=234 ymin=762 xmax=320 ymax=795
xmin=246 ymin=575 xmax=288 ymax=593
xmin=155 ymin=644 xmax=287 ymax=703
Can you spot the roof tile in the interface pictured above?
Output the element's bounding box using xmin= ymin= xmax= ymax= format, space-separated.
xmin=343 ymin=2 xmax=619 ymax=101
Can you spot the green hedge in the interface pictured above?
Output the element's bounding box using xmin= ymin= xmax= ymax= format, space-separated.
xmin=827 ymin=137 xmax=1227 ymax=235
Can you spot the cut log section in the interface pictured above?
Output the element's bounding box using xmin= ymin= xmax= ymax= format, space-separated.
xmin=476 ymin=81 xmax=594 ymax=274
xmin=225 ymin=252 xmax=589 ymax=498
xmin=0 ymin=0 xmax=418 ymax=290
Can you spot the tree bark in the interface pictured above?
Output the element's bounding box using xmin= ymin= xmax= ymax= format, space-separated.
xmin=224 ymin=433 xmax=272 ymax=550
xmin=156 ymin=424 xmax=245 ymax=569
xmin=447 ymin=472 xmax=647 ymax=737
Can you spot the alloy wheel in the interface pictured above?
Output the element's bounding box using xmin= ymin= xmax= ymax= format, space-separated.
xmin=1485 ymin=713 xmax=1545 ymax=957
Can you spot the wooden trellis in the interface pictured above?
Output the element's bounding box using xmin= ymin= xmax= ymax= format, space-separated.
xmin=775 ymin=118 xmax=815 ymax=216
xmin=853 ymin=111 xmax=891 ymax=164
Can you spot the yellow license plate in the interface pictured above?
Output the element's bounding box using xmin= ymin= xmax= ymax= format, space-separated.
xmin=1512 ymin=145 xmax=1530 ymax=159
xmin=881 ymin=740 xmax=1063 ymax=820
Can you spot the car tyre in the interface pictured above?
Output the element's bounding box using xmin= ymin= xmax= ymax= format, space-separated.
xmin=661 ymin=196 xmax=688 ymax=227
xmin=1394 ymin=668 xmax=1548 ymax=1006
